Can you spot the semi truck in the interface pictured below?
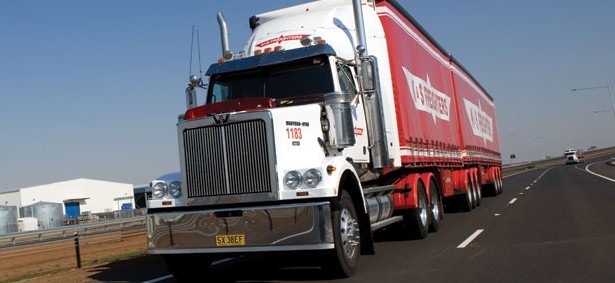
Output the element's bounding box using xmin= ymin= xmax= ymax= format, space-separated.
xmin=146 ymin=0 xmax=502 ymax=279
xmin=564 ymin=148 xmax=584 ymax=164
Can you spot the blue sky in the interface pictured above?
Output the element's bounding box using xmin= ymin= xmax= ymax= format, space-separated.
xmin=1 ymin=0 xmax=614 ymax=191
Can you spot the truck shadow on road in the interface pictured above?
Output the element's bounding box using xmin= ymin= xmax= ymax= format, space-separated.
xmin=86 ymin=252 xmax=345 ymax=282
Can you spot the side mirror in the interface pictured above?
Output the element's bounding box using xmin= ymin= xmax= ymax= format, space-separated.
xmin=359 ymin=57 xmax=378 ymax=92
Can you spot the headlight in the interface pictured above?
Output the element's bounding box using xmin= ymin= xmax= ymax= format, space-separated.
xmin=284 ymin=171 xmax=303 ymax=189
xmin=168 ymin=181 xmax=183 ymax=198
xmin=152 ymin=182 xmax=168 ymax=199
xmin=303 ymin=169 xmax=322 ymax=188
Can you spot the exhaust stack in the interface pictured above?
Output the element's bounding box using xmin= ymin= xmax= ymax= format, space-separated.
xmin=352 ymin=0 xmax=368 ymax=56
xmin=352 ymin=0 xmax=390 ymax=169
xmin=217 ymin=12 xmax=233 ymax=60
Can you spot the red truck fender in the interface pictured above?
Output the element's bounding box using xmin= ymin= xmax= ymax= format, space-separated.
xmin=392 ymin=173 xmax=422 ymax=209
xmin=485 ymin=166 xmax=498 ymax=185
xmin=451 ymin=169 xmax=471 ymax=193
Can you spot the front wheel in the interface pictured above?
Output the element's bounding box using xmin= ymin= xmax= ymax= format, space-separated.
xmin=325 ymin=190 xmax=360 ymax=278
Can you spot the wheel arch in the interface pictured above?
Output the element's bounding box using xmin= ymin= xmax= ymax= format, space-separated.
xmin=420 ymin=172 xmax=440 ymax=201
xmin=338 ymin=169 xmax=375 ymax=255
xmin=392 ymin=173 xmax=422 ymax=209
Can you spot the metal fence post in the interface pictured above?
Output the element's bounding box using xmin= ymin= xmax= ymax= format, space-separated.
xmin=74 ymin=232 xmax=81 ymax=268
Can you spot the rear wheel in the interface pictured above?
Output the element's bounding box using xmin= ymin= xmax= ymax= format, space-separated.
xmin=475 ymin=179 xmax=482 ymax=207
xmin=325 ymin=190 xmax=360 ymax=278
xmin=495 ymin=170 xmax=503 ymax=195
xmin=458 ymin=175 xmax=473 ymax=212
xmin=428 ymin=178 xmax=443 ymax=233
xmin=400 ymin=182 xmax=429 ymax=239
xmin=470 ymin=178 xmax=478 ymax=209
xmin=483 ymin=182 xmax=498 ymax=197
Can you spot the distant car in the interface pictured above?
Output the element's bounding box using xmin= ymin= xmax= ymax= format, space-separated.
xmin=147 ymin=172 xmax=184 ymax=208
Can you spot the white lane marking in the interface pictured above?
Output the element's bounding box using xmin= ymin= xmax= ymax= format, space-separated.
xmin=143 ymin=275 xmax=174 ymax=283
xmin=525 ymin=186 xmax=530 ymax=190
xmin=583 ymin=161 xmax=615 ymax=183
xmin=509 ymin=198 xmax=517 ymax=204
xmin=153 ymin=257 xmax=236 ymax=282
xmin=494 ymin=213 xmax=501 ymax=216
xmin=458 ymin=229 xmax=484 ymax=248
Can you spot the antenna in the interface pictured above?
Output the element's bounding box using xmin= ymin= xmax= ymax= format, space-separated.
xmin=186 ymin=25 xmax=206 ymax=109
xmin=189 ymin=25 xmax=195 ymax=79
xmin=188 ymin=25 xmax=204 ymax=82
xmin=197 ymin=29 xmax=203 ymax=77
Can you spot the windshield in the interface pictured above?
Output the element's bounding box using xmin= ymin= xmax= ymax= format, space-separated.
xmin=207 ymin=55 xmax=334 ymax=106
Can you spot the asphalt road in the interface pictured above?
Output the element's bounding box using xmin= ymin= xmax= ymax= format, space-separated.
xmin=88 ymin=156 xmax=615 ymax=283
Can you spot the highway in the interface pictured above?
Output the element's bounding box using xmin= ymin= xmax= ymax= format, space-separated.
xmin=51 ymin=156 xmax=615 ymax=283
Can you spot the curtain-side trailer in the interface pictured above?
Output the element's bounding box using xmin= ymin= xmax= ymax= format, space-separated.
xmin=146 ymin=0 xmax=502 ymax=279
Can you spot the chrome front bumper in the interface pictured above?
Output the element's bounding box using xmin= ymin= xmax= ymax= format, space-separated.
xmin=146 ymin=201 xmax=334 ymax=254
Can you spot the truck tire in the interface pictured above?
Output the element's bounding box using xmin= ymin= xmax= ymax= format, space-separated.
xmin=483 ymin=182 xmax=498 ymax=197
xmin=163 ymin=254 xmax=213 ymax=282
xmin=475 ymin=180 xmax=482 ymax=207
xmin=497 ymin=171 xmax=503 ymax=195
xmin=458 ymin=178 xmax=473 ymax=212
xmin=400 ymin=182 xmax=429 ymax=239
xmin=428 ymin=178 xmax=443 ymax=233
xmin=470 ymin=181 xmax=478 ymax=209
xmin=325 ymin=190 xmax=360 ymax=278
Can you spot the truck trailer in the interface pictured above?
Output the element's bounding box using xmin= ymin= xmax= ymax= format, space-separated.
xmin=146 ymin=0 xmax=502 ymax=279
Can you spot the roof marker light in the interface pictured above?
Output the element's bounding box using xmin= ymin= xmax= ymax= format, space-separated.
xmin=300 ymin=36 xmax=313 ymax=46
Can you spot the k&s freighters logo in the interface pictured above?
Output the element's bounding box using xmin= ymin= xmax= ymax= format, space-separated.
xmin=402 ymin=67 xmax=450 ymax=124
xmin=464 ymin=99 xmax=493 ymax=145
xmin=255 ymin=34 xmax=310 ymax=48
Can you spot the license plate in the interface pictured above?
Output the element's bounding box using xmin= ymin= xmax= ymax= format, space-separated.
xmin=215 ymin=234 xmax=246 ymax=247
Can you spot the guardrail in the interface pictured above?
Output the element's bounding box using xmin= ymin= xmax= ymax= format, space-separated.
xmin=502 ymin=146 xmax=615 ymax=176
xmin=0 ymin=216 xmax=145 ymax=247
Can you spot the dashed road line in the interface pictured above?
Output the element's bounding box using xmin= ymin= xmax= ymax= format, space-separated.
xmin=457 ymin=229 xmax=484 ymax=248
xmin=508 ymin=198 xmax=517 ymax=204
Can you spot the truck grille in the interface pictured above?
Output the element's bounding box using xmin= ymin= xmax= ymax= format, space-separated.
xmin=182 ymin=120 xmax=272 ymax=198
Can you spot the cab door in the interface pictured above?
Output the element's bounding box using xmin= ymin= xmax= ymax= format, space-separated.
xmin=337 ymin=65 xmax=370 ymax=163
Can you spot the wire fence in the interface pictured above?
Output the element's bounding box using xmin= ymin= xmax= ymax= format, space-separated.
xmin=0 ymin=226 xmax=147 ymax=282
xmin=0 ymin=216 xmax=145 ymax=247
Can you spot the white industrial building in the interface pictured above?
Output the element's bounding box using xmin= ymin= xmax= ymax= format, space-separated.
xmin=0 ymin=178 xmax=135 ymax=232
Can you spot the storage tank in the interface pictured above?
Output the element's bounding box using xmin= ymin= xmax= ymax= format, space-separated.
xmin=0 ymin=206 xmax=18 ymax=234
xmin=20 ymin=202 xmax=64 ymax=229
xmin=18 ymin=217 xmax=39 ymax=232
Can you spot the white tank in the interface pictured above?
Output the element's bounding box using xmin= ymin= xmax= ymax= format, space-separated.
xmin=20 ymin=202 xmax=64 ymax=229
xmin=0 ymin=206 xmax=18 ymax=234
